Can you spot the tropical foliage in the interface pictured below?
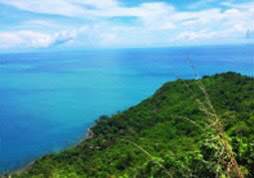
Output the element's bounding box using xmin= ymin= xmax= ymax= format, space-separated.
xmin=8 ymin=72 xmax=254 ymax=178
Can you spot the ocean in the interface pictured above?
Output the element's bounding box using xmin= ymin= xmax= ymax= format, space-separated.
xmin=0 ymin=45 xmax=253 ymax=173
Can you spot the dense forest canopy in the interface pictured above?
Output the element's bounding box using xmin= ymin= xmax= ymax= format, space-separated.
xmin=6 ymin=72 xmax=254 ymax=178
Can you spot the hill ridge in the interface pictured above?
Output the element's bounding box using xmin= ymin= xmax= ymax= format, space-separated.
xmin=7 ymin=72 xmax=254 ymax=178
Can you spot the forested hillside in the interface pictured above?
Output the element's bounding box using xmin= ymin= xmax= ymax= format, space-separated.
xmin=9 ymin=72 xmax=254 ymax=178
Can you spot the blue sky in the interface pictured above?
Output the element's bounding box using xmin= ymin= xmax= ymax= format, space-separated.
xmin=0 ymin=0 xmax=253 ymax=52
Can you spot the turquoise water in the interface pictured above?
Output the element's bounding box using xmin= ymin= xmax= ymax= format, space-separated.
xmin=0 ymin=45 xmax=253 ymax=173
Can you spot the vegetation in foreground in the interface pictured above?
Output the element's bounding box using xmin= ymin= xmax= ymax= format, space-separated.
xmin=6 ymin=72 xmax=254 ymax=177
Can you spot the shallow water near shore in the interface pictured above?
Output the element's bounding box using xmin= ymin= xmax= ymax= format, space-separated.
xmin=0 ymin=45 xmax=253 ymax=173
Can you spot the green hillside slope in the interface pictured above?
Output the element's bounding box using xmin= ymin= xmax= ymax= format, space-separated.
xmin=9 ymin=72 xmax=254 ymax=178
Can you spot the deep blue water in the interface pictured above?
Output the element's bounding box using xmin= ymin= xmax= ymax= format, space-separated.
xmin=0 ymin=45 xmax=253 ymax=173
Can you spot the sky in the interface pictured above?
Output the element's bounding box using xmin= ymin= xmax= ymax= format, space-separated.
xmin=0 ymin=0 xmax=254 ymax=52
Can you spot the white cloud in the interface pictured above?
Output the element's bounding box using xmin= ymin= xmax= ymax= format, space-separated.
xmin=221 ymin=1 xmax=254 ymax=9
xmin=0 ymin=0 xmax=87 ymax=17
xmin=0 ymin=30 xmax=76 ymax=49
xmin=0 ymin=31 xmax=52 ymax=49
xmin=0 ymin=0 xmax=253 ymax=49
xmin=23 ymin=20 xmax=61 ymax=29
xmin=175 ymin=30 xmax=228 ymax=42
xmin=85 ymin=2 xmax=253 ymax=46
xmin=53 ymin=31 xmax=77 ymax=46
xmin=0 ymin=0 xmax=175 ymax=18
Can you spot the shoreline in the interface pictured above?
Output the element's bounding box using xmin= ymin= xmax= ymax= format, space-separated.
xmin=1 ymin=72 xmax=253 ymax=177
xmin=1 ymin=125 xmax=95 ymax=177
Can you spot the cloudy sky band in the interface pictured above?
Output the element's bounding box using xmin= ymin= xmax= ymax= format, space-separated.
xmin=0 ymin=0 xmax=253 ymax=51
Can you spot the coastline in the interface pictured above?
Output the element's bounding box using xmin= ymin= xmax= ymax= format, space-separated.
xmin=1 ymin=72 xmax=254 ymax=177
xmin=2 ymin=125 xmax=95 ymax=177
